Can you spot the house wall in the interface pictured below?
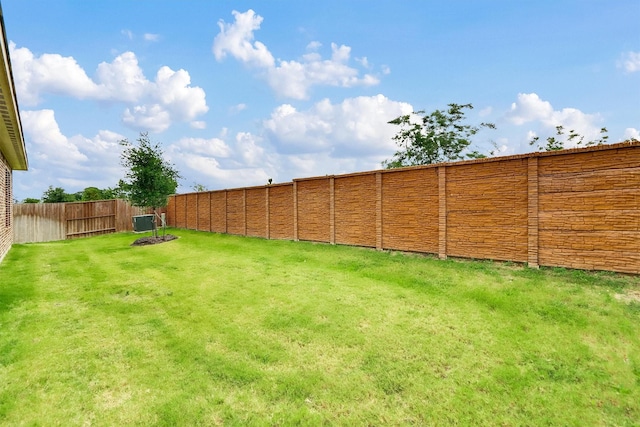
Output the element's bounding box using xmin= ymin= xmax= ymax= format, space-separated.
xmin=0 ymin=153 xmax=11 ymax=262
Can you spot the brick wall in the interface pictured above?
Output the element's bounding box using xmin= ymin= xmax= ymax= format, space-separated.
xmin=381 ymin=168 xmax=439 ymax=253
xmin=167 ymin=141 xmax=640 ymax=274
xmin=537 ymin=145 xmax=640 ymax=272
xmin=296 ymin=178 xmax=331 ymax=243
xmin=210 ymin=191 xmax=226 ymax=233
xmin=0 ymin=154 xmax=11 ymax=262
xmin=335 ymin=174 xmax=377 ymax=247
xmin=196 ymin=192 xmax=211 ymax=231
xmin=246 ymin=188 xmax=267 ymax=238
xmin=446 ymin=158 xmax=529 ymax=262
xmin=268 ymin=184 xmax=294 ymax=240
xmin=226 ymin=189 xmax=245 ymax=235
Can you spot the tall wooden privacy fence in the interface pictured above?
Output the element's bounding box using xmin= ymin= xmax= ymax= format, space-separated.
xmin=167 ymin=141 xmax=640 ymax=274
xmin=14 ymin=199 xmax=149 ymax=243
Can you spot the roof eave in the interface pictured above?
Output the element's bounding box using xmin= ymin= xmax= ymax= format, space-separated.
xmin=0 ymin=3 xmax=27 ymax=171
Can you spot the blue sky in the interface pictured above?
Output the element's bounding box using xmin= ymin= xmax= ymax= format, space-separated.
xmin=4 ymin=0 xmax=639 ymax=201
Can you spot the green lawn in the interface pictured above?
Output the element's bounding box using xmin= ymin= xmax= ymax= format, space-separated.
xmin=1 ymin=229 xmax=639 ymax=426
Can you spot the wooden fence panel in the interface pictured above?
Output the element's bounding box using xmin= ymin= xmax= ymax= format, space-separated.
xmin=116 ymin=200 xmax=148 ymax=232
xmin=13 ymin=203 xmax=66 ymax=243
xmin=14 ymin=199 xmax=149 ymax=243
xmin=66 ymin=200 xmax=116 ymax=239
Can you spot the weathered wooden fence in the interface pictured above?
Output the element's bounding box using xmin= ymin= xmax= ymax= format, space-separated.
xmin=167 ymin=141 xmax=640 ymax=275
xmin=13 ymin=199 xmax=150 ymax=243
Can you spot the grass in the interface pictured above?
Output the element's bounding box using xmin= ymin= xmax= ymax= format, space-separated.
xmin=0 ymin=229 xmax=639 ymax=426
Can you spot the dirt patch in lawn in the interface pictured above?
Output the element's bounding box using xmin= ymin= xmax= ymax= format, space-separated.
xmin=614 ymin=288 xmax=640 ymax=303
xmin=131 ymin=234 xmax=178 ymax=246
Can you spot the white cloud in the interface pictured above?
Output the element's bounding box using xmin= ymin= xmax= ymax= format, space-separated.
xmin=18 ymin=110 xmax=127 ymax=194
xmin=506 ymin=93 xmax=604 ymax=147
xmin=478 ymin=106 xmax=493 ymax=117
xmin=190 ymin=121 xmax=207 ymax=129
xmin=230 ymin=103 xmax=247 ymax=113
xmin=68 ymin=130 xmax=126 ymax=183
xmin=153 ymin=66 xmax=208 ymax=122
xmin=618 ymin=51 xmax=640 ymax=73
xmin=94 ymin=51 xmax=149 ymax=102
xmin=20 ymin=109 xmax=88 ymax=166
xmin=213 ymin=9 xmax=275 ymax=68
xmin=144 ymin=33 xmax=160 ymax=42
xmin=624 ymin=128 xmax=640 ymax=140
xmin=176 ymin=137 xmax=232 ymax=158
xmin=18 ymin=94 xmax=411 ymax=196
xmin=168 ymin=132 xmax=273 ymax=190
xmin=10 ymin=44 xmax=208 ymax=132
xmin=212 ymin=10 xmax=380 ymax=99
xmin=10 ymin=42 xmax=101 ymax=105
xmin=235 ymin=132 xmax=265 ymax=166
xmin=264 ymin=94 xmax=412 ymax=158
xmin=121 ymin=29 xmax=133 ymax=40
xmin=167 ymin=104 xmax=402 ymax=190
xmin=179 ymin=154 xmax=271 ymax=188
xmin=306 ymin=41 xmax=322 ymax=50
xmin=122 ymin=104 xmax=172 ymax=133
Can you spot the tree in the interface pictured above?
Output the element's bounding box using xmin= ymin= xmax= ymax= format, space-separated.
xmin=383 ymin=103 xmax=496 ymax=168
xmin=120 ymin=132 xmax=181 ymax=236
xmin=80 ymin=187 xmax=105 ymax=201
xmin=530 ymin=125 xmax=609 ymax=151
xmin=22 ymin=197 xmax=40 ymax=203
xmin=192 ymin=183 xmax=208 ymax=192
xmin=41 ymin=186 xmax=76 ymax=203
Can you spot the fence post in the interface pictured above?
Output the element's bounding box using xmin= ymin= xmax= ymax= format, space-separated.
xmin=266 ymin=186 xmax=270 ymax=239
xmin=329 ymin=177 xmax=335 ymax=244
xmin=438 ymin=166 xmax=447 ymax=259
xmin=196 ymin=192 xmax=200 ymax=231
xmin=183 ymin=194 xmax=187 ymax=229
xmin=293 ymin=181 xmax=299 ymax=241
xmin=376 ymin=172 xmax=382 ymax=250
xmin=528 ymin=157 xmax=539 ymax=268
xmin=224 ymin=190 xmax=228 ymax=234
xmin=242 ymin=189 xmax=247 ymax=236
xmin=208 ymin=192 xmax=212 ymax=232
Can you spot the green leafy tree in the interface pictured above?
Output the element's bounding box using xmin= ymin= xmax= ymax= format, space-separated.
xmin=192 ymin=183 xmax=208 ymax=192
xmin=530 ymin=125 xmax=609 ymax=151
xmin=41 ymin=186 xmax=76 ymax=203
xmin=102 ymin=182 xmax=129 ymax=200
xmin=81 ymin=187 xmax=103 ymax=201
xmin=120 ymin=132 xmax=181 ymax=236
xmin=22 ymin=197 xmax=40 ymax=203
xmin=384 ymin=103 xmax=496 ymax=168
